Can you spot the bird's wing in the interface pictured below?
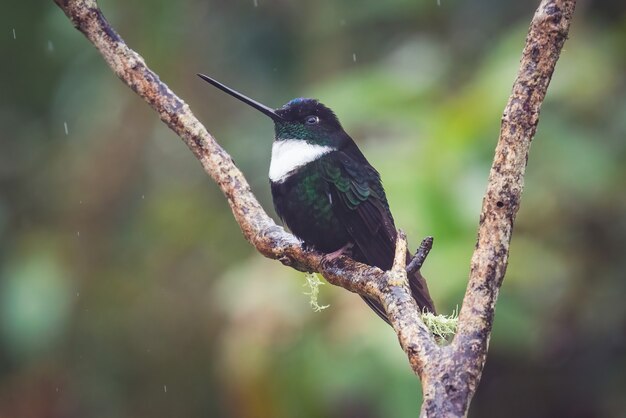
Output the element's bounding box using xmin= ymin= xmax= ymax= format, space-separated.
xmin=321 ymin=146 xmax=437 ymax=318
xmin=320 ymin=149 xmax=398 ymax=272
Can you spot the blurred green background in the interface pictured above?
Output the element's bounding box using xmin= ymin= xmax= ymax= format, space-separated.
xmin=1 ymin=0 xmax=625 ymax=417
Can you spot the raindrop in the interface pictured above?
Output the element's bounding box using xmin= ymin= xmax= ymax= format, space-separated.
xmin=164 ymin=385 xmax=167 ymax=393
xmin=437 ymin=0 xmax=441 ymax=5
xmin=352 ymin=53 xmax=357 ymax=62
xmin=12 ymin=29 xmax=16 ymax=39
xmin=64 ymin=121 xmax=69 ymax=135
xmin=48 ymin=40 xmax=55 ymax=53
xmin=77 ymin=231 xmax=80 ymax=237
xmin=253 ymin=0 xmax=258 ymax=6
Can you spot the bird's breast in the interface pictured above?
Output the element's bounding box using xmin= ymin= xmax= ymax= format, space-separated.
xmin=270 ymin=164 xmax=350 ymax=253
xmin=269 ymin=139 xmax=334 ymax=183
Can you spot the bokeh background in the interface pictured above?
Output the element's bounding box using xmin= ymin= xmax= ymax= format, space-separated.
xmin=2 ymin=0 xmax=625 ymax=417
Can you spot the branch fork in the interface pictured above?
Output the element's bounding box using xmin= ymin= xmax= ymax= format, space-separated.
xmin=53 ymin=0 xmax=576 ymax=415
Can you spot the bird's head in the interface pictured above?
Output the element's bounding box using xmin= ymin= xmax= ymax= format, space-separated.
xmin=197 ymin=74 xmax=344 ymax=147
xmin=273 ymin=98 xmax=343 ymax=146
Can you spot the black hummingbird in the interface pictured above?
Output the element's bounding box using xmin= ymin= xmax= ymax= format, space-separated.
xmin=198 ymin=74 xmax=436 ymax=323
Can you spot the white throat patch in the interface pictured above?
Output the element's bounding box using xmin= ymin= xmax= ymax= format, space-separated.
xmin=269 ymin=140 xmax=334 ymax=183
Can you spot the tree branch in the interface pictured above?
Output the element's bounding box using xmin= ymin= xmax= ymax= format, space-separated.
xmin=407 ymin=236 xmax=434 ymax=276
xmin=419 ymin=1 xmax=577 ymax=416
xmin=51 ymin=0 xmax=438 ymax=375
xmin=53 ymin=0 xmax=576 ymax=415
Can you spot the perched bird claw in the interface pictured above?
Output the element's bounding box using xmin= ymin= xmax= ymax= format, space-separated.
xmin=322 ymin=242 xmax=354 ymax=264
xmin=278 ymin=255 xmax=293 ymax=266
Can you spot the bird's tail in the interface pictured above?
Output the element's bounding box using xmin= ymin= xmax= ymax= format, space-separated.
xmin=360 ymin=250 xmax=436 ymax=325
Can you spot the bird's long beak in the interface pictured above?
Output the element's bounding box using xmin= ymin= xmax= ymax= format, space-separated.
xmin=197 ymin=73 xmax=284 ymax=122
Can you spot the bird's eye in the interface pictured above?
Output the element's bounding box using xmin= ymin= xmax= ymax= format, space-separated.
xmin=305 ymin=115 xmax=319 ymax=125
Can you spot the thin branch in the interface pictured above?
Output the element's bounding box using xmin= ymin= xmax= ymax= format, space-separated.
xmin=406 ymin=236 xmax=434 ymax=276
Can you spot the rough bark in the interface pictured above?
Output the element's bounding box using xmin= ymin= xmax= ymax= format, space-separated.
xmin=422 ymin=2 xmax=577 ymax=415
xmin=52 ymin=0 xmax=576 ymax=416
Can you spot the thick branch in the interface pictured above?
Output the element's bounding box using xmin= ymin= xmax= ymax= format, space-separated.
xmin=419 ymin=1 xmax=577 ymax=416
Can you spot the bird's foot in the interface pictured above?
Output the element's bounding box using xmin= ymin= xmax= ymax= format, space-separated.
xmin=322 ymin=242 xmax=354 ymax=263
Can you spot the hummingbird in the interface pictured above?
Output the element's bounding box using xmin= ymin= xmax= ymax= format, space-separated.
xmin=198 ymin=74 xmax=436 ymax=323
